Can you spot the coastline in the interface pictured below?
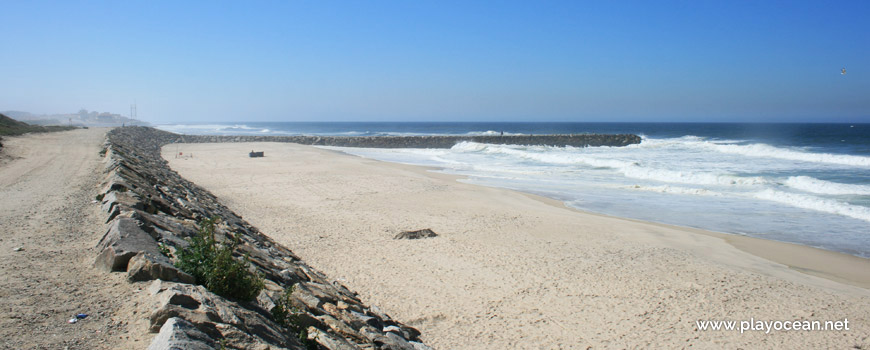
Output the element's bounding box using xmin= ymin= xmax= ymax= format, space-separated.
xmin=511 ymin=188 xmax=870 ymax=292
xmin=165 ymin=141 xmax=870 ymax=349
xmin=197 ymin=141 xmax=870 ymax=292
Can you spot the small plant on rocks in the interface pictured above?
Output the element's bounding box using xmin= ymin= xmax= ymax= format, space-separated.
xmin=271 ymin=284 xmax=300 ymax=328
xmin=271 ymin=285 xmax=318 ymax=349
xmin=175 ymin=216 xmax=264 ymax=301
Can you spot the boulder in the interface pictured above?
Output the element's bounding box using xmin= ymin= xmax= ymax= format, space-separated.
xmin=100 ymin=173 xmax=131 ymax=194
xmin=100 ymin=191 xmax=144 ymax=213
xmin=127 ymin=252 xmax=195 ymax=284
xmin=147 ymin=317 xmax=215 ymax=350
xmin=374 ymin=332 xmax=416 ymax=350
xmin=148 ymin=281 xmax=296 ymax=348
xmin=317 ymin=314 xmax=360 ymax=340
xmin=306 ymin=326 xmax=358 ymax=350
xmin=94 ymin=218 xmax=162 ymax=272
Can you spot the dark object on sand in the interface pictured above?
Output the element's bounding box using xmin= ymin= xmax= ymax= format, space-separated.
xmin=249 ymin=151 xmax=264 ymax=158
xmin=394 ymin=228 xmax=438 ymax=240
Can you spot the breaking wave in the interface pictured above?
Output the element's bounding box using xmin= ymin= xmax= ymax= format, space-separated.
xmin=637 ymin=136 xmax=870 ymax=167
xmin=754 ymin=190 xmax=870 ymax=222
xmin=450 ymin=142 xmax=767 ymax=186
xmin=784 ymin=176 xmax=870 ymax=195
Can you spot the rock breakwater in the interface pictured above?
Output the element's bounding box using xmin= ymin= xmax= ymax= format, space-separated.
xmin=167 ymin=133 xmax=642 ymax=148
xmin=98 ymin=126 xmax=432 ymax=350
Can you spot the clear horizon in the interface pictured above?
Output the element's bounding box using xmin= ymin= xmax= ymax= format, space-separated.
xmin=2 ymin=1 xmax=868 ymax=124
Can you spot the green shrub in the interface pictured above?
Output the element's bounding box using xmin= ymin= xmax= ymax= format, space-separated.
xmin=175 ymin=216 xmax=264 ymax=301
xmin=271 ymin=285 xmax=318 ymax=349
xmin=271 ymin=285 xmax=299 ymax=328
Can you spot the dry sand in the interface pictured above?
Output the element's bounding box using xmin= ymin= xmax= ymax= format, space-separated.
xmin=165 ymin=142 xmax=870 ymax=349
xmin=0 ymin=129 xmax=151 ymax=349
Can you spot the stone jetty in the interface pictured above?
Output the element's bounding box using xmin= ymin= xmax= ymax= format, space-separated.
xmin=167 ymin=133 xmax=642 ymax=148
xmin=97 ymin=126 xmax=433 ymax=350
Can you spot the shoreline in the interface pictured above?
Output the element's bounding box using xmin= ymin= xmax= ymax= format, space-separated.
xmin=525 ymin=192 xmax=870 ymax=291
xmin=165 ymin=141 xmax=870 ymax=349
xmin=323 ymin=146 xmax=870 ymax=291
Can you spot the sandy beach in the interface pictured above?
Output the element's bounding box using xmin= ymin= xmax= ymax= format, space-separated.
xmin=164 ymin=141 xmax=870 ymax=349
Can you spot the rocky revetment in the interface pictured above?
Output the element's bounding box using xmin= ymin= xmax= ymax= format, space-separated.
xmin=98 ymin=126 xmax=433 ymax=350
xmin=96 ymin=126 xmax=642 ymax=349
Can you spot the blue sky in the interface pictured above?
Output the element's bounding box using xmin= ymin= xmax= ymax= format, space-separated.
xmin=1 ymin=1 xmax=868 ymax=123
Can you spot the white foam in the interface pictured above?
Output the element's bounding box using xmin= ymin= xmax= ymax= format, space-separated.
xmin=625 ymin=185 xmax=726 ymax=197
xmin=784 ymin=176 xmax=870 ymax=195
xmin=450 ymin=142 xmax=767 ymax=186
xmin=451 ymin=141 xmax=491 ymax=153
xmin=637 ymin=136 xmax=870 ymax=167
xmin=620 ymin=165 xmax=767 ymax=186
xmin=754 ymin=189 xmax=870 ymax=222
xmin=712 ymin=143 xmax=870 ymax=167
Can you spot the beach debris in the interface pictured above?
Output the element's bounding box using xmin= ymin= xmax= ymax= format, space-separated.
xmin=394 ymin=228 xmax=438 ymax=240
xmin=12 ymin=247 xmax=23 ymax=252
xmin=249 ymin=151 xmax=264 ymax=158
xmin=68 ymin=313 xmax=88 ymax=324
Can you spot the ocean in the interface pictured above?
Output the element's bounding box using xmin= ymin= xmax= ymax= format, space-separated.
xmin=158 ymin=122 xmax=870 ymax=258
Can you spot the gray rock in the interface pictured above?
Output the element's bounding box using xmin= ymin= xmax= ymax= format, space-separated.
xmin=306 ymin=326 xmax=359 ymax=350
xmin=94 ymin=217 xmax=162 ymax=272
xmin=375 ymin=332 xmax=415 ymax=350
xmin=317 ymin=314 xmax=360 ymax=340
xmin=348 ymin=311 xmax=382 ymax=330
xmin=127 ymin=252 xmax=195 ymax=284
xmin=100 ymin=191 xmax=144 ymax=213
xmin=291 ymin=283 xmax=325 ymax=310
xmin=148 ymin=281 xmax=295 ymax=348
xmin=409 ymin=341 xmax=434 ymax=350
xmin=147 ymin=317 xmax=215 ymax=350
xmin=393 ymin=229 xmax=438 ymax=240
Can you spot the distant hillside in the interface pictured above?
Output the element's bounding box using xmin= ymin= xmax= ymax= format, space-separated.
xmin=0 ymin=113 xmax=77 ymax=136
xmin=2 ymin=109 xmax=148 ymax=127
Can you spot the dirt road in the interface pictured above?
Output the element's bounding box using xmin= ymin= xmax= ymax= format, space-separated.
xmin=0 ymin=129 xmax=150 ymax=349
